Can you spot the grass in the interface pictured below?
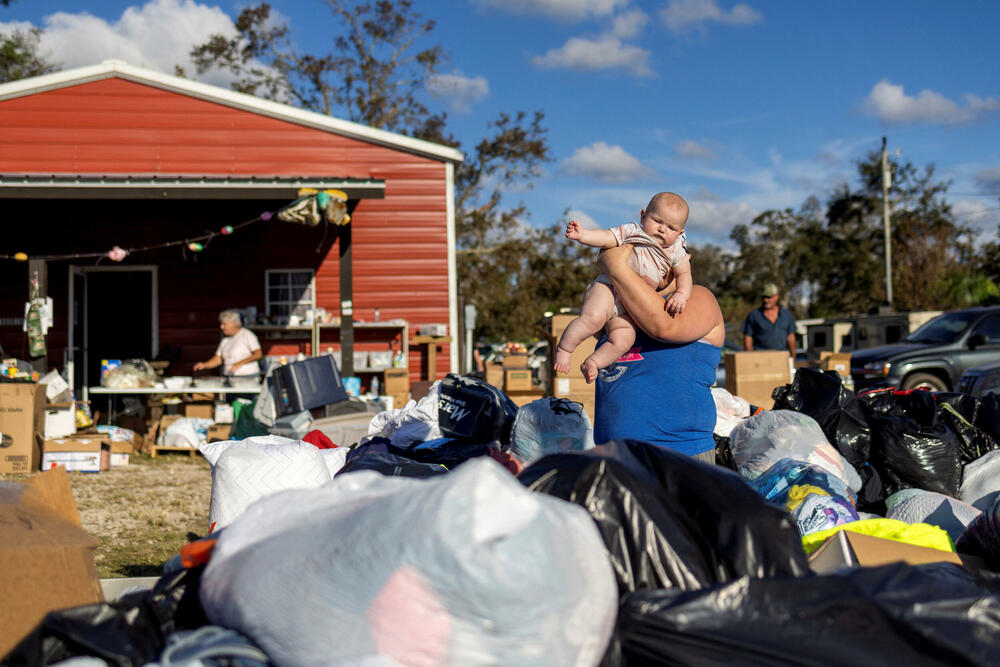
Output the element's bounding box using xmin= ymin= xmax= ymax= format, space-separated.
xmin=2 ymin=451 xmax=213 ymax=579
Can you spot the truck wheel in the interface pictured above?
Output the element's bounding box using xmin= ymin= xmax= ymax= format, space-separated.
xmin=901 ymin=372 xmax=948 ymax=392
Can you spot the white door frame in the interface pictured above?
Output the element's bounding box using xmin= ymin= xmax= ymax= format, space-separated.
xmin=69 ymin=265 xmax=158 ymax=400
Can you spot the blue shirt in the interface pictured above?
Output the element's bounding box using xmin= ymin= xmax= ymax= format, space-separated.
xmin=593 ymin=331 xmax=721 ymax=456
xmin=741 ymin=307 xmax=796 ymax=351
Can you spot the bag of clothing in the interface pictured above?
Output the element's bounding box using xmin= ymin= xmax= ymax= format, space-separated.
xmin=518 ymin=439 xmax=811 ymax=595
xmin=199 ymin=458 xmax=618 ymax=666
xmin=508 ymin=397 xmax=594 ymax=468
xmin=437 ymin=373 xmax=518 ymax=446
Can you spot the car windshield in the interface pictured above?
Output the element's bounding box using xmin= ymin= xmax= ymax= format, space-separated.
xmin=906 ymin=311 xmax=978 ymax=344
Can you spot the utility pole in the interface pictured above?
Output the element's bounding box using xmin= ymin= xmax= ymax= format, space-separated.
xmin=881 ymin=137 xmax=893 ymax=309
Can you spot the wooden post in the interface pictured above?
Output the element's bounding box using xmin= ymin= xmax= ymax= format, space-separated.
xmin=339 ymin=213 xmax=355 ymax=377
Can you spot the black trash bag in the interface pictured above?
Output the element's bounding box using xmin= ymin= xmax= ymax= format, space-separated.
xmin=713 ymin=433 xmax=736 ymax=471
xmin=859 ymin=389 xmax=963 ymax=498
xmin=437 ymin=373 xmax=518 ymax=446
xmin=975 ymin=393 xmax=1000 ymax=443
xmin=339 ymin=440 xmax=449 ymax=478
xmin=956 ymin=495 xmax=1000 ymax=574
xmin=3 ymin=565 xmax=208 ymax=667
xmin=615 ymin=562 xmax=1000 ymax=666
xmin=518 ymin=439 xmax=810 ymax=596
xmin=936 ymin=392 xmax=1000 ymax=463
xmin=771 ymin=367 xmax=871 ymax=467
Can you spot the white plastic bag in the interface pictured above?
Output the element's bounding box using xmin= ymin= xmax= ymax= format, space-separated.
xmin=960 ymin=449 xmax=1000 ymax=511
xmin=711 ymin=387 xmax=752 ymax=437
xmin=159 ymin=417 xmax=213 ymax=448
xmin=366 ymin=381 xmax=443 ymax=446
xmin=729 ymin=410 xmax=862 ymax=492
xmin=200 ymin=457 xmax=618 ymax=666
xmin=199 ymin=435 xmax=331 ymax=531
xmin=509 ymin=397 xmax=594 ymax=467
xmin=885 ymin=488 xmax=981 ymax=543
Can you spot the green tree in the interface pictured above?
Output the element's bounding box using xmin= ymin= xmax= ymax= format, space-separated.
xmin=188 ymin=0 xmax=556 ymax=341
xmin=0 ymin=26 xmax=57 ymax=83
xmin=188 ymin=1 xmax=446 ymax=137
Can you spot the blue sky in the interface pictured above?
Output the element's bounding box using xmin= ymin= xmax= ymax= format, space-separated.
xmin=3 ymin=0 xmax=999 ymax=251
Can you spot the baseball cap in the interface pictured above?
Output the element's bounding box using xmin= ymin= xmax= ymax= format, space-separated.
xmin=761 ymin=283 xmax=779 ymax=297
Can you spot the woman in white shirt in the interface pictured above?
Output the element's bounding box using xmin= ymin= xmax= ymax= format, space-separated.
xmin=194 ymin=310 xmax=263 ymax=376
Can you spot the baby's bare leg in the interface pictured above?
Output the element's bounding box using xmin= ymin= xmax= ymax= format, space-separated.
xmin=581 ymin=315 xmax=637 ymax=383
xmin=555 ymin=282 xmax=616 ymax=374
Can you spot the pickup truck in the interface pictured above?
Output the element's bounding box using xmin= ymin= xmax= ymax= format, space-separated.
xmin=850 ymin=306 xmax=1000 ymax=392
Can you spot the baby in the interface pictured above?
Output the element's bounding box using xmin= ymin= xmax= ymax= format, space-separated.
xmin=554 ymin=192 xmax=693 ymax=382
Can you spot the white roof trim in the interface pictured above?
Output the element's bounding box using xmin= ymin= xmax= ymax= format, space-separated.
xmin=0 ymin=59 xmax=464 ymax=164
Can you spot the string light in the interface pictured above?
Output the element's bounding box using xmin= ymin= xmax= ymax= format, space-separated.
xmin=1 ymin=196 xmax=344 ymax=263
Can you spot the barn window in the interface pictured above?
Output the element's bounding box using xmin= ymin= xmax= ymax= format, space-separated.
xmin=265 ymin=269 xmax=315 ymax=321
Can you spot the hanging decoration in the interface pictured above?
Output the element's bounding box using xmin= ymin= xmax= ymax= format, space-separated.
xmin=25 ymin=273 xmax=47 ymax=359
xmin=277 ymin=188 xmax=351 ymax=227
xmin=0 ymin=190 xmax=350 ymax=264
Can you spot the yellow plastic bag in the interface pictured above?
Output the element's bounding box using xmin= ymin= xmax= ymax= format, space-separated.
xmin=801 ymin=517 xmax=955 ymax=555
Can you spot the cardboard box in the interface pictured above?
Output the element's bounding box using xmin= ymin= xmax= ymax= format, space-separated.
xmin=184 ymin=401 xmax=214 ymax=419
xmin=44 ymin=403 xmax=77 ymax=439
xmin=808 ymin=529 xmax=964 ymax=575
xmin=109 ymin=440 xmax=132 ymax=467
xmin=505 ymin=369 xmax=533 ymax=391
xmin=388 ymin=391 xmax=410 ymax=411
xmin=506 ymin=390 xmax=544 ymax=407
xmin=485 ymin=362 xmax=504 ymax=389
xmin=206 ymin=423 xmax=232 ymax=442
xmin=0 ymin=383 xmax=45 ymax=474
xmin=724 ymin=351 xmax=791 ymax=410
xmin=502 ymin=353 xmax=529 ymax=369
xmin=383 ymin=368 xmax=410 ymax=394
xmin=213 ymin=403 xmax=234 ymax=424
xmin=819 ymin=351 xmax=852 ymax=377
xmin=0 ymin=466 xmax=103 ymax=657
xmin=42 ymin=435 xmax=108 ymax=473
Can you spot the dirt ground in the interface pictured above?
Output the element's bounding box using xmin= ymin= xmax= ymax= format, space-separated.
xmin=3 ymin=453 xmax=212 ymax=579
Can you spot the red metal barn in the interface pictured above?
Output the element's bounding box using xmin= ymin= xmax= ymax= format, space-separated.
xmin=0 ymin=60 xmax=462 ymax=398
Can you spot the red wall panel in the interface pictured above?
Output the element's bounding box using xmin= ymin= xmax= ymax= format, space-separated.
xmin=0 ymin=77 xmax=454 ymax=384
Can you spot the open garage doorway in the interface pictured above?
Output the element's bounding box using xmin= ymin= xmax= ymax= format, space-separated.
xmin=69 ymin=266 xmax=158 ymax=397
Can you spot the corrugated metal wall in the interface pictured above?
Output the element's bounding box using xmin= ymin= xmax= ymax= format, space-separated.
xmin=0 ymin=78 xmax=453 ymax=386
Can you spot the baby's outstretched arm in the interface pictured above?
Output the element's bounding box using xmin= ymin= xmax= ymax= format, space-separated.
xmin=664 ymin=255 xmax=693 ymax=316
xmin=566 ymin=220 xmax=617 ymax=249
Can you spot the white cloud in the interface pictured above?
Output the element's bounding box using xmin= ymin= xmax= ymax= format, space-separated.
xmin=974 ymin=167 xmax=1000 ymax=194
xmin=861 ymin=79 xmax=1000 ymax=125
xmin=472 ymin=0 xmax=630 ymax=20
xmin=565 ymin=209 xmax=601 ymax=229
xmin=951 ymin=198 xmax=1000 ymax=244
xmin=427 ymin=71 xmax=489 ymax=113
xmin=676 ymin=139 xmax=717 ymax=161
xmin=563 ymin=141 xmax=653 ymax=182
xmin=660 ymin=0 xmax=762 ymax=34
xmin=686 ymin=197 xmax=757 ymax=242
xmin=532 ymin=35 xmax=652 ymax=76
xmin=6 ymin=0 xmax=247 ymax=88
xmin=610 ymin=9 xmax=648 ymax=39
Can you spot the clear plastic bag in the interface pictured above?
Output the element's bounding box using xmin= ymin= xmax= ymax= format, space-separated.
xmin=509 ymin=397 xmax=594 ymax=467
xmin=729 ymin=410 xmax=863 ymax=492
xmin=104 ymin=358 xmax=158 ymax=388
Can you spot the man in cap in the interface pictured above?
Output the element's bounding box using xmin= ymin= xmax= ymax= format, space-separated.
xmin=741 ymin=282 xmax=796 ymax=357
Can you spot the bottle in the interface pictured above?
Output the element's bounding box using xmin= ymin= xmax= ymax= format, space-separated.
xmin=297 ymin=352 xmax=306 ymax=362
xmin=372 ymin=376 xmax=379 ymax=396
